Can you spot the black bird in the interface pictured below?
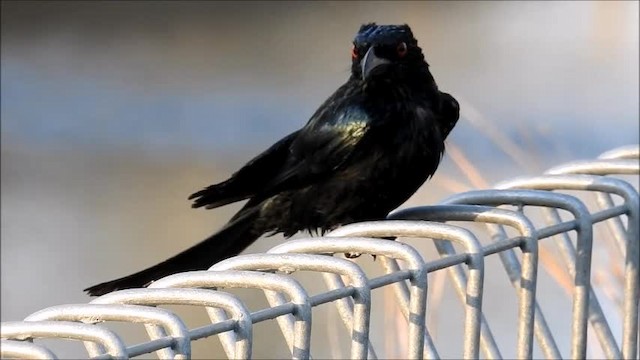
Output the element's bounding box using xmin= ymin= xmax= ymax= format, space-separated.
xmin=85 ymin=23 xmax=459 ymax=296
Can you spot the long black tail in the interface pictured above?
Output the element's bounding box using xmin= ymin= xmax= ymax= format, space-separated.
xmin=84 ymin=211 xmax=261 ymax=297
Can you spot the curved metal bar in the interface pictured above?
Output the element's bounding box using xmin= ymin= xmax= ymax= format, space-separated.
xmin=592 ymin=191 xmax=632 ymax=255
xmin=549 ymin=162 xmax=638 ymax=257
xmin=497 ymin=174 xmax=639 ymax=359
xmin=546 ymin=156 xmax=638 ymax=268
xmin=327 ymin=220 xmax=485 ymax=360
xmin=268 ymin=237 xmax=431 ymax=359
xmin=92 ymin=288 xmax=253 ymax=359
xmin=598 ymin=145 xmax=640 ymax=160
xmin=546 ymin=159 xmax=639 ymax=176
xmin=442 ymin=189 xmax=593 ymax=360
xmin=546 ymin=161 xmax=639 ymax=360
xmin=213 ymin=253 xmax=371 ymax=360
xmin=25 ymin=304 xmax=191 ymax=360
xmin=390 ymin=204 xmax=539 ymax=360
xmin=0 ymin=339 xmax=58 ymax=360
xmin=420 ymin=203 xmax=562 ymax=360
xmin=149 ymin=269 xmax=312 ymax=360
xmin=1 ymin=321 xmax=128 ymax=359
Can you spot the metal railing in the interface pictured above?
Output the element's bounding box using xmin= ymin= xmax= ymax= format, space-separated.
xmin=2 ymin=144 xmax=638 ymax=360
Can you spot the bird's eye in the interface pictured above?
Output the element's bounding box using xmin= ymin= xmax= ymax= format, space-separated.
xmin=397 ymin=42 xmax=408 ymax=57
xmin=351 ymin=44 xmax=358 ymax=60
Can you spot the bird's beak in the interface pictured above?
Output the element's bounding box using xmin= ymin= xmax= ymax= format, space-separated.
xmin=361 ymin=46 xmax=390 ymax=79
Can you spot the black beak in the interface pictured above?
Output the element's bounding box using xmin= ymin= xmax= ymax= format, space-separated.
xmin=361 ymin=46 xmax=390 ymax=79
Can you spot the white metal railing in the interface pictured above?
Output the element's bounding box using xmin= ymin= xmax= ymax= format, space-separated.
xmin=2 ymin=144 xmax=638 ymax=359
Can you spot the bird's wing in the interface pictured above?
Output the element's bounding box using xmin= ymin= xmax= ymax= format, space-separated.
xmin=190 ymin=83 xmax=373 ymax=210
xmin=251 ymin=99 xmax=374 ymax=200
xmin=189 ymin=130 xmax=300 ymax=209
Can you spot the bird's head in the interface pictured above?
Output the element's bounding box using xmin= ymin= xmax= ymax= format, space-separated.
xmin=351 ymin=23 xmax=430 ymax=84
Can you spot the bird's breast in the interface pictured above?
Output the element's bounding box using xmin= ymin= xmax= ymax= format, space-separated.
xmin=270 ymin=99 xmax=445 ymax=235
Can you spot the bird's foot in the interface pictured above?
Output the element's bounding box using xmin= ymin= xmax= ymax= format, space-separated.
xmin=343 ymin=252 xmax=377 ymax=261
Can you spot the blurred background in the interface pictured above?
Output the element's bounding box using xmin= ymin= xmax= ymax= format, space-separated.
xmin=1 ymin=1 xmax=638 ymax=358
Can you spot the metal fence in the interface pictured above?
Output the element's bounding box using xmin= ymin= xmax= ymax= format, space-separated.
xmin=2 ymin=144 xmax=638 ymax=360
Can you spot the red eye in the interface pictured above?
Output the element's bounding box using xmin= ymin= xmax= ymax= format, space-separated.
xmin=397 ymin=42 xmax=408 ymax=57
xmin=351 ymin=44 xmax=358 ymax=60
